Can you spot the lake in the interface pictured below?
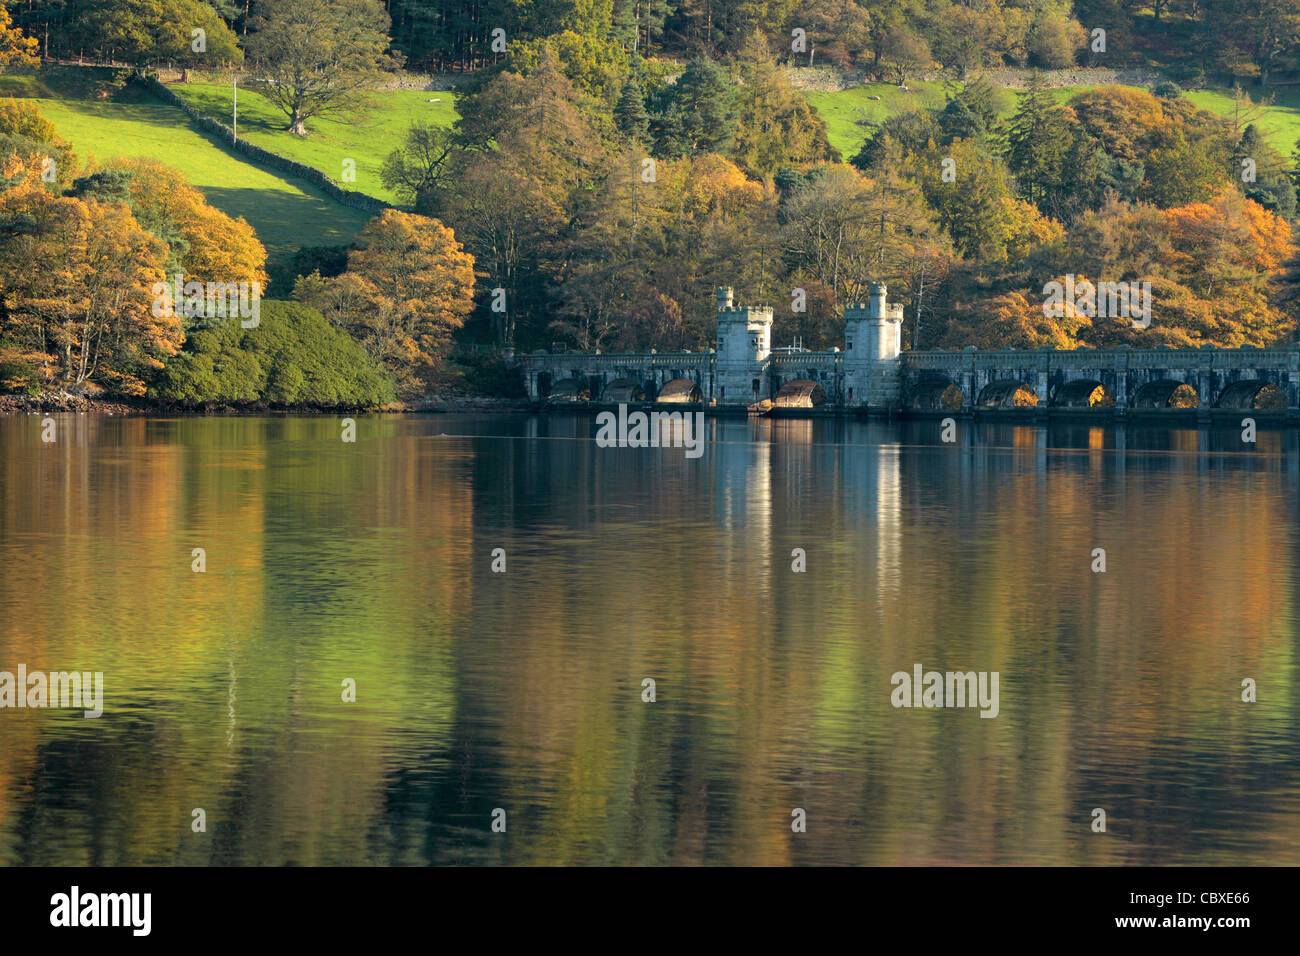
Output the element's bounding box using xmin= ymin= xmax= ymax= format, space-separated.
xmin=1 ymin=412 xmax=1297 ymax=865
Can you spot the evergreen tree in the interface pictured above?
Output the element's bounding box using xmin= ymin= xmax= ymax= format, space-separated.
xmin=652 ymin=59 xmax=738 ymax=158
xmin=1003 ymin=73 xmax=1072 ymax=208
xmin=614 ymin=78 xmax=650 ymax=144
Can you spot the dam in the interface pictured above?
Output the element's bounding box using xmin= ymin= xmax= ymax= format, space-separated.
xmin=516 ymin=284 xmax=1300 ymax=416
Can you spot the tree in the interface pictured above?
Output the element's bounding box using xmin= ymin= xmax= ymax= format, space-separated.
xmin=71 ymin=159 xmax=267 ymax=297
xmin=730 ymin=54 xmax=840 ymax=175
xmin=1003 ymin=73 xmax=1072 ymax=209
xmin=380 ymin=122 xmax=455 ymax=214
xmin=0 ymin=98 xmax=77 ymax=190
xmin=0 ymin=7 xmax=38 ymax=70
xmin=613 ymin=77 xmax=650 ymax=144
xmin=651 ymin=58 xmax=738 ymax=157
xmin=152 ymin=300 xmax=394 ymax=406
xmin=81 ymin=0 xmax=242 ymax=73
xmin=0 ymin=157 xmax=182 ymax=395
xmin=244 ymin=0 xmax=402 ymax=136
xmin=920 ymin=138 xmax=1062 ymax=262
xmin=295 ymin=210 xmax=475 ymax=394
xmin=879 ymin=27 xmax=931 ymax=85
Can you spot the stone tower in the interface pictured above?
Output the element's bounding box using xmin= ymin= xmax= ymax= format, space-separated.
xmin=843 ymin=281 xmax=903 ymax=406
xmin=715 ymin=287 xmax=773 ymax=405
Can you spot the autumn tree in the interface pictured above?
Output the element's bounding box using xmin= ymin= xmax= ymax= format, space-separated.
xmin=0 ymin=156 xmax=182 ymax=395
xmin=295 ymin=210 xmax=475 ymax=394
xmin=70 ymin=158 xmax=267 ymax=304
xmin=0 ymin=7 xmax=38 ymax=70
xmin=0 ymin=99 xmax=76 ymax=190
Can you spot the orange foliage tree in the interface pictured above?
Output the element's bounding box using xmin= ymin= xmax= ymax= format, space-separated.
xmin=93 ymin=158 xmax=268 ymax=291
xmin=0 ymin=157 xmax=182 ymax=395
xmin=296 ymin=210 xmax=475 ymax=395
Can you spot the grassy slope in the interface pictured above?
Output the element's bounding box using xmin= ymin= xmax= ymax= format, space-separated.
xmin=172 ymin=82 xmax=460 ymax=205
xmin=809 ymin=79 xmax=1300 ymax=162
xmin=0 ymin=70 xmax=371 ymax=276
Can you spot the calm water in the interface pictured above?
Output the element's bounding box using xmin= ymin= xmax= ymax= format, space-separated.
xmin=1 ymin=412 xmax=1298 ymax=865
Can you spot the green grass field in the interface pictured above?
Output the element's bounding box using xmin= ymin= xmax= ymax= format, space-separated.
xmin=804 ymin=81 xmax=951 ymax=160
xmin=172 ymin=82 xmax=459 ymax=204
xmin=0 ymin=70 xmax=371 ymax=278
xmin=808 ymin=78 xmax=1300 ymax=162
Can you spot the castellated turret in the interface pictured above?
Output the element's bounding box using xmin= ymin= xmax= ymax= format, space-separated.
xmin=843 ymin=281 xmax=904 ymax=407
xmin=714 ymin=287 xmax=774 ymax=404
xmin=844 ymin=281 xmax=903 ymax=361
xmin=715 ymin=286 xmax=773 ymax=364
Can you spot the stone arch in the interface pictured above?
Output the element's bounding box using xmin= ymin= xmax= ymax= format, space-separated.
xmin=547 ymin=378 xmax=590 ymax=402
xmin=657 ymin=378 xmax=702 ymax=403
xmin=1216 ymin=379 xmax=1275 ymax=409
xmin=909 ymin=379 xmax=964 ymax=410
xmin=1133 ymin=379 xmax=1197 ymax=408
xmin=978 ymin=379 xmax=1039 ymax=407
xmin=1052 ymin=379 xmax=1115 ymax=407
xmin=773 ymin=379 xmax=827 ymax=407
xmin=603 ymin=378 xmax=645 ymax=402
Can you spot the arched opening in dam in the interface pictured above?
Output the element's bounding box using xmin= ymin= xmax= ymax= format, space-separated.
xmin=978 ymin=380 xmax=1039 ymax=407
xmin=1052 ymin=380 xmax=1115 ymax=407
xmin=773 ymin=379 xmax=827 ymax=407
xmin=657 ymin=379 xmax=702 ymax=403
xmin=1133 ymin=380 xmax=1198 ymax=408
xmin=603 ymin=379 xmax=645 ymax=402
xmin=1216 ymin=380 xmax=1285 ymax=409
xmin=547 ymin=379 xmax=590 ymax=403
xmin=909 ymin=380 xmax=964 ymax=410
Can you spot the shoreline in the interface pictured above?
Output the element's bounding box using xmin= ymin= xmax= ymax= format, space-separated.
xmin=0 ymin=394 xmax=535 ymax=417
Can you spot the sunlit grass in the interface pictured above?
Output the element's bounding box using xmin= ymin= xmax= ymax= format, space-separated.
xmin=0 ymin=70 xmax=372 ymax=274
xmin=173 ymin=82 xmax=460 ymax=204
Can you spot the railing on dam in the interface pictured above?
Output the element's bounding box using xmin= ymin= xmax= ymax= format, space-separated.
xmin=903 ymin=345 xmax=1300 ymax=370
xmin=518 ymin=352 xmax=713 ymax=370
xmin=770 ymin=352 xmax=840 ymax=368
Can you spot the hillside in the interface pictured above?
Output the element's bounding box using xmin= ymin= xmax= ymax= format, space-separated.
xmin=0 ymin=69 xmax=371 ymax=274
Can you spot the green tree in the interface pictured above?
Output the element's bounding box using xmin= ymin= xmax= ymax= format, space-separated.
xmin=380 ymin=123 xmax=456 ymax=214
xmin=613 ymin=77 xmax=650 ymax=144
xmin=1003 ymin=73 xmax=1072 ymax=209
xmin=651 ymin=58 xmax=738 ymax=157
xmin=245 ymin=0 xmax=402 ymax=136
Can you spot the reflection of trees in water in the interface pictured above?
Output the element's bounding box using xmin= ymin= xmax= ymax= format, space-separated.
xmin=4 ymin=417 xmax=1300 ymax=865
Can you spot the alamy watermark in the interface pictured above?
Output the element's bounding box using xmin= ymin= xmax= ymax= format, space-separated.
xmin=1043 ymin=275 xmax=1151 ymax=329
xmin=891 ymin=664 xmax=999 ymax=718
xmin=152 ymin=274 xmax=261 ymax=328
xmin=50 ymin=886 xmax=150 ymax=936
xmin=0 ymin=665 xmax=103 ymax=718
xmin=595 ymin=405 xmax=706 ymax=459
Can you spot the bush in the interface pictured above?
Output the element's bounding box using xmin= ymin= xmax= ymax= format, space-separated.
xmin=151 ymin=300 xmax=394 ymax=407
xmin=1153 ymin=81 xmax=1182 ymax=99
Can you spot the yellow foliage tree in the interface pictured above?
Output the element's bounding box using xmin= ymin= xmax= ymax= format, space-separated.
xmin=0 ymin=158 xmax=182 ymax=395
xmin=296 ymin=210 xmax=475 ymax=395
xmin=106 ymin=158 xmax=268 ymax=289
xmin=0 ymin=8 xmax=38 ymax=70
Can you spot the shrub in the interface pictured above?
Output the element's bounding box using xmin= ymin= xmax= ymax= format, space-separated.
xmin=151 ymin=300 xmax=394 ymax=407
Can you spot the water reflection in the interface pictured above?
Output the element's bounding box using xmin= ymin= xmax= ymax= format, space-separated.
xmin=1 ymin=413 xmax=1297 ymax=865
